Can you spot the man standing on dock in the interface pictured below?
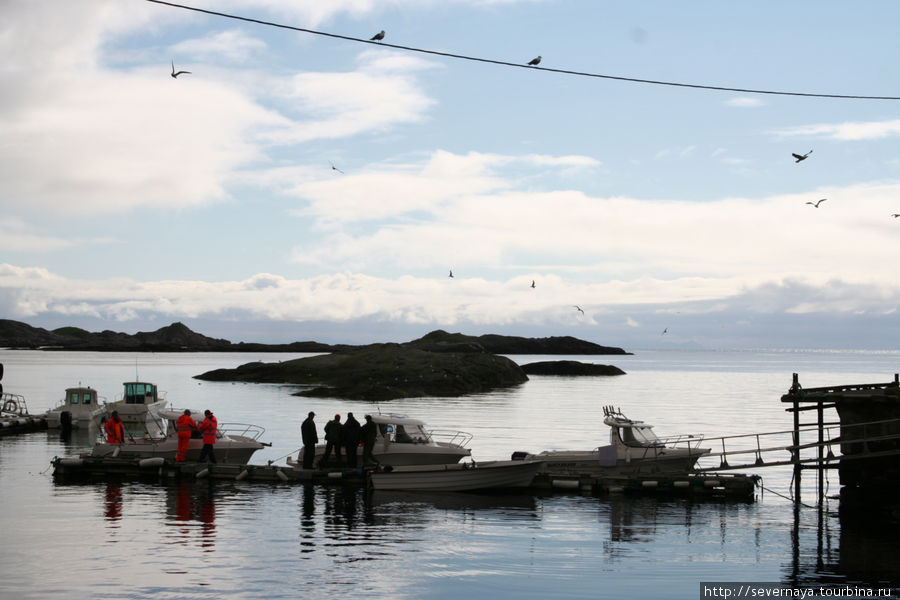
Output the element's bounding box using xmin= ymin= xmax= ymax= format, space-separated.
xmin=175 ymin=409 xmax=197 ymax=462
xmin=197 ymin=409 xmax=218 ymax=464
xmin=320 ymin=414 xmax=343 ymax=467
xmin=361 ymin=414 xmax=378 ymax=465
xmin=343 ymin=412 xmax=361 ymax=468
xmin=301 ymin=411 xmax=318 ymax=469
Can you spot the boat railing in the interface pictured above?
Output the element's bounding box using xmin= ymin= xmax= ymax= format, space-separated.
xmin=655 ymin=433 xmax=707 ymax=449
xmin=429 ymin=429 xmax=474 ymax=448
xmin=219 ymin=422 xmax=266 ymax=441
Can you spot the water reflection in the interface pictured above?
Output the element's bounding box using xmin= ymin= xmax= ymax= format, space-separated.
xmin=164 ymin=481 xmax=217 ymax=552
xmin=103 ymin=483 xmax=122 ymax=530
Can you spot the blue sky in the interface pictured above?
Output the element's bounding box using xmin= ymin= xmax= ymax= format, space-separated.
xmin=2 ymin=0 xmax=900 ymax=349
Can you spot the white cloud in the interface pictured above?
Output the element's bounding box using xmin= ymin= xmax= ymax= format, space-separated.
xmin=773 ymin=119 xmax=900 ymax=141
xmin=725 ymin=97 xmax=764 ymax=108
xmin=172 ymin=29 xmax=268 ymax=62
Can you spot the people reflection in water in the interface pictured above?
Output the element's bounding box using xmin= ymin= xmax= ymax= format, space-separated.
xmin=170 ymin=482 xmax=217 ymax=551
xmin=104 ymin=483 xmax=123 ymax=528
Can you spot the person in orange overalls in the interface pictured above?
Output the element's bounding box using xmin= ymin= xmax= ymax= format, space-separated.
xmin=197 ymin=409 xmax=218 ymax=464
xmin=104 ymin=411 xmax=125 ymax=444
xmin=175 ymin=409 xmax=197 ymax=462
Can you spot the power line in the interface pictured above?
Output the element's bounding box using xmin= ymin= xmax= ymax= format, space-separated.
xmin=146 ymin=0 xmax=900 ymax=101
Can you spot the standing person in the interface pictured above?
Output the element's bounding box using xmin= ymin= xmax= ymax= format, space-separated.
xmin=320 ymin=414 xmax=343 ymax=467
xmin=360 ymin=414 xmax=378 ymax=465
xmin=300 ymin=411 xmax=318 ymax=469
xmin=197 ymin=409 xmax=218 ymax=464
xmin=175 ymin=409 xmax=197 ymax=462
xmin=104 ymin=410 xmax=125 ymax=444
xmin=342 ymin=412 xmax=361 ymax=468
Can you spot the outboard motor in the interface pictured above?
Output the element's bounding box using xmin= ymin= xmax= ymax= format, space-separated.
xmin=510 ymin=451 xmax=530 ymax=461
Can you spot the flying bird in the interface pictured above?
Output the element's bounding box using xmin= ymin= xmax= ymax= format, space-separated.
xmin=662 ymin=328 xmax=668 ymax=335
xmin=527 ymin=56 xmax=542 ymax=66
xmin=371 ymin=30 xmax=385 ymax=41
xmin=330 ymin=162 xmax=344 ymax=174
xmin=574 ymin=305 xmax=584 ymax=315
xmin=170 ymin=60 xmax=191 ymax=78
xmin=531 ymin=280 xmax=536 ymax=289
xmin=806 ymin=199 xmax=827 ymax=208
xmin=448 ymin=270 xmax=454 ymax=278
xmin=892 ymin=214 xmax=900 ymax=218
xmin=792 ymin=150 xmax=813 ymax=163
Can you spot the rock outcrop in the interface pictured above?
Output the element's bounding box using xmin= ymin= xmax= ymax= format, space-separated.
xmin=521 ymin=360 xmax=626 ymax=376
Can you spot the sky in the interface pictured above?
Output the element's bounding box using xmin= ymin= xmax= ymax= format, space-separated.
xmin=2 ymin=0 xmax=900 ymax=350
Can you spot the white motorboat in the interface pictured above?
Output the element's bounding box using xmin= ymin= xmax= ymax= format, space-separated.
xmin=89 ymin=407 xmax=269 ymax=465
xmin=103 ymin=381 xmax=168 ymax=425
xmin=515 ymin=406 xmax=710 ymax=476
xmin=43 ymin=386 xmax=106 ymax=429
xmin=368 ymin=459 xmax=543 ymax=492
xmin=291 ymin=413 xmax=473 ymax=469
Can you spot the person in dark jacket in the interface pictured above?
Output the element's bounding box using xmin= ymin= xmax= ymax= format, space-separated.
xmin=342 ymin=412 xmax=361 ymax=468
xmin=360 ymin=414 xmax=378 ymax=465
xmin=320 ymin=414 xmax=343 ymax=467
xmin=300 ymin=411 xmax=318 ymax=469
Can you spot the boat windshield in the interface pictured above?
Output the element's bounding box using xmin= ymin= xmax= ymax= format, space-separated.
xmin=378 ymin=423 xmax=430 ymax=444
xmin=620 ymin=425 xmax=663 ymax=447
xmin=124 ymin=383 xmax=157 ymax=405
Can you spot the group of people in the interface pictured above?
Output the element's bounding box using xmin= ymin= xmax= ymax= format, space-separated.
xmin=300 ymin=412 xmax=378 ymax=470
xmin=102 ymin=408 xmax=219 ymax=463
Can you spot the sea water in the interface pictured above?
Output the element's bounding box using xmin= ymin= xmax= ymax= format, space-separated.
xmin=1 ymin=349 xmax=898 ymax=600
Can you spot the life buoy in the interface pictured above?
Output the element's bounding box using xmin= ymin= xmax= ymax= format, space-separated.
xmin=2 ymin=398 xmax=18 ymax=414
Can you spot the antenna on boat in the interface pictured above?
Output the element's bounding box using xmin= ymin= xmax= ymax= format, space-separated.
xmin=135 ymin=357 xmax=140 ymax=381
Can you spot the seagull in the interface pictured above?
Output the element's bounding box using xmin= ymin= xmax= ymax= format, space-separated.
xmin=371 ymin=30 xmax=385 ymax=41
xmin=527 ymin=56 xmax=542 ymax=66
xmin=330 ymin=162 xmax=344 ymax=174
xmin=806 ymin=199 xmax=827 ymax=208
xmin=531 ymin=280 xmax=536 ymax=288
xmin=448 ymin=270 xmax=454 ymax=278
xmin=792 ymin=150 xmax=813 ymax=163
xmin=892 ymin=214 xmax=900 ymax=218
xmin=662 ymin=328 xmax=668 ymax=335
xmin=574 ymin=305 xmax=584 ymax=315
xmin=170 ymin=60 xmax=191 ymax=78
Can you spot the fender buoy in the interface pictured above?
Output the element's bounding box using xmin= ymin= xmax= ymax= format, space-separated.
xmin=138 ymin=457 xmax=165 ymax=468
xmin=276 ymin=469 xmax=288 ymax=481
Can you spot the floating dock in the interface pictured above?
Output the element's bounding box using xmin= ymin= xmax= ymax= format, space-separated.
xmin=50 ymin=455 xmax=759 ymax=501
xmin=0 ymin=414 xmax=48 ymax=437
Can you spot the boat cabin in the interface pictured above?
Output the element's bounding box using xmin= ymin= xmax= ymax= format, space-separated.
xmin=603 ymin=406 xmax=665 ymax=448
xmin=66 ymin=387 xmax=99 ymax=408
xmin=122 ymin=382 xmax=158 ymax=405
xmin=372 ymin=414 xmax=432 ymax=444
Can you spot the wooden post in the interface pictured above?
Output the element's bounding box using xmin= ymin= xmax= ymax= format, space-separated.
xmin=817 ymin=399 xmax=824 ymax=505
xmin=792 ymin=373 xmax=801 ymax=503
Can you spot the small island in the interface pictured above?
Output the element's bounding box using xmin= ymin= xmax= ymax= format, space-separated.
xmin=521 ymin=360 xmax=626 ymax=376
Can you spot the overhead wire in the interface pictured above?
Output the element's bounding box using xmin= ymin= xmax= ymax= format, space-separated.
xmin=145 ymin=0 xmax=900 ymax=101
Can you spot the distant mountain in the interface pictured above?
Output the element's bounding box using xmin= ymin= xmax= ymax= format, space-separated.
xmin=0 ymin=320 xmax=630 ymax=355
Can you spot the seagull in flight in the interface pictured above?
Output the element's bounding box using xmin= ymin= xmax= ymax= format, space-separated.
xmin=806 ymin=199 xmax=827 ymax=208
xmin=792 ymin=150 xmax=813 ymax=163
xmin=892 ymin=214 xmax=900 ymax=218
xmin=171 ymin=60 xmax=191 ymax=78
xmin=330 ymin=162 xmax=344 ymax=174
xmin=448 ymin=270 xmax=454 ymax=278
xmin=371 ymin=30 xmax=385 ymax=41
xmin=531 ymin=280 xmax=536 ymax=289
xmin=662 ymin=328 xmax=668 ymax=335
xmin=574 ymin=305 xmax=584 ymax=315
xmin=527 ymin=56 xmax=542 ymax=66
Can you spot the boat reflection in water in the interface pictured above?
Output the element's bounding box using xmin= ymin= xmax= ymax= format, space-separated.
xmin=166 ymin=482 xmax=217 ymax=552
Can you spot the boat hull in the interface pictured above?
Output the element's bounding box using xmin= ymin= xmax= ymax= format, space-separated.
xmin=306 ymin=441 xmax=470 ymax=468
xmin=369 ymin=460 xmax=542 ymax=492
xmin=532 ymin=445 xmax=710 ymax=477
xmin=89 ymin=435 xmax=263 ymax=465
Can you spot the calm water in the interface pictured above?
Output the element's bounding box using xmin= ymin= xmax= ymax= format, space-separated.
xmin=1 ymin=349 xmax=899 ymax=599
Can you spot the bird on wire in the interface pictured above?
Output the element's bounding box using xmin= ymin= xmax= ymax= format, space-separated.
xmin=171 ymin=60 xmax=191 ymax=78
xmin=527 ymin=56 xmax=542 ymax=66
xmin=574 ymin=305 xmax=584 ymax=315
xmin=792 ymin=150 xmax=813 ymax=163
xmin=330 ymin=162 xmax=344 ymax=174
xmin=806 ymin=199 xmax=827 ymax=208
xmin=371 ymin=30 xmax=385 ymax=41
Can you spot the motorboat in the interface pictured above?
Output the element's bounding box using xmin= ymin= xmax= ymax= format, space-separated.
xmin=103 ymin=381 xmax=168 ymax=425
xmin=89 ymin=407 xmax=269 ymax=465
xmin=289 ymin=413 xmax=473 ymax=469
xmin=43 ymin=386 xmax=106 ymax=429
xmin=368 ymin=459 xmax=543 ymax=492
xmin=514 ymin=406 xmax=710 ymax=476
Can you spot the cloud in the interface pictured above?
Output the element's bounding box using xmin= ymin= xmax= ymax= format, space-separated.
xmin=725 ymin=97 xmax=764 ymax=108
xmin=172 ymin=29 xmax=268 ymax=62
xmin=773 ymin=119 xmax=900 ymax=141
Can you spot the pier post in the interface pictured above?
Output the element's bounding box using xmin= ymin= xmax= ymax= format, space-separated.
xmin=792 ymin=373 xmax=801 ymax=503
